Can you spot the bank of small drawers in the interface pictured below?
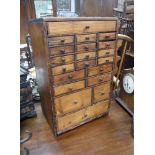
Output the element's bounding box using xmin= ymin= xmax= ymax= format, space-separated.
xmin=47 ymin=20 xmax=117 ymax=135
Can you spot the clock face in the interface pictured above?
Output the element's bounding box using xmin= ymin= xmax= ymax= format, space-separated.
xmin=123 ymin=73 xmax=134 ymax=94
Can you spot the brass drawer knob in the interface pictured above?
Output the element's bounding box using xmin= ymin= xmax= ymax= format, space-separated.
xmin=60 ymin=39 xmax=65 ymax=43
xmin=85 ymin=37 xmax=90 ymax=40
xmin=105 ymin=35 xmax=110 ymax=39
xmin=84 ymin=46 xmax=89 ymax=51
xmin=73 ymin=100 xmax=78 ymax=104
xmin=105 ymin=52 xmax=110 ymax=55
xmin=105 ymin=43 xmax=110 ymax=47
xmin=99 ymin=68 xmax=103 ymax=72
xmin=85 ymin=55 xmax=89 ymax=59
xmin=105 ymin=59 xmax=109 ymax=62
xmin=62 ymin=67 xmax=66 ymax=73
xmin=100 ymin=92 xmax=105 ymax=96
xmin=68 ymin=74 xmax=73 ymax=79
xmin=85 ymin=26 xmax=90 ymax=29
xmin=68 ymin=87 xmax=73 ymax=91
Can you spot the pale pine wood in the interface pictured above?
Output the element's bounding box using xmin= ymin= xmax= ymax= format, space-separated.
xmin=94 ymin=82 xmax=111 ymax=102
xmin=99 ymin=41 xmax=115 ymax=49
xmin=77 ymin=34 xmax=96 ymax=42
xmin=98 ymin=57 xmax=114 ymax=64
xmin=76 ymin=51 xmax=96 ymax=60
xmin=98 ymin=49 xmax=115 ymax=57
xmin=55 ymin=88 xmax=92 ymax=116
xmin=57 ymin=100 xmax=109 ymax=132
xmin=53 ymin=69 xmax=85 ymax=85
xmin=54 ymin=80 xmax=85 ymax=96
xmin=99 ymin=32 xmax=116 ymax=40
xmin=77 ymin=42 xmax=96 ymax=52
xmin=52 ymin=63 xmax=74 ymax=75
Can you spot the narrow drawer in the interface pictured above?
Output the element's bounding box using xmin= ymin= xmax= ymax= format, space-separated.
xmin=53 ymin=69 xmax=85 ymax=85
xmin=57 ymin=100 xmax=109 ymax=132
xmin=52 ymin=63 xmax=74 ymax=75
xmin=77 ymin=43 xmax=96 ymax=52
xmin=99 ymin=41 xmax=115 ymax=49
xmin=49 ymin=45 xmax=74 ymax=56
xmin=55 ymin=88 xmax=91 ymax=116
xmin=48 ymin=36 xmax=74 ymax=46
xmin=88 ymin=63 xmax=113 ymax=76
xmin=87 ymin=73 xmax=112 ymax=86
xmin=94 ymin=83 xmax=111 ymax=102
xmin=76 ymin=34 xmax=96 ymax=43
xmin=73 ymin=21 xmax=116 ymax=33
xmin=50 ymin=54 xmax=74 ymax=66
xmin=98 ymin=49 xmax=114 ymax=58
xmin=54 ymin=80 xmax=85 ymax=96
xmin=99 ymin=32 xmax=116 ymax=41
xmin=76 ymin=59 xmax=96 ymax=70
xmin=98 ymin=57 xmax=114 ymax=64
xmin=76 ymin=52 xmax=96 ymax=61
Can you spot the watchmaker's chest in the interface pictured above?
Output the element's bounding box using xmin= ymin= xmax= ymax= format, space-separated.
xmin=30 ymin=17 xmax=117 ymax=136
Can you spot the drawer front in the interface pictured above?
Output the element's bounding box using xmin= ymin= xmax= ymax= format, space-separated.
xmin=98 ymin=57 xmax=114 ymax=64
xmin=53 ymin=69 xmax=85 ymax=85
xmin=49 ymin=45 xmax=74 ymax=56
xmin=88 ymin=63 xmax=113 ymax=76
xmin=47 ymin=22 xmax=73 ymax=35
xmin=88 ymin=73 xmax=112 ymax=86
xmin=99 ymin=41 xmax=115 ymax=49
xmin=98 ymin=49 xmax=114 ymax=58
xmin=76 ymin=52 xmax=96 ymax=61
xmin=50 ymin=55 xmax=74 ymax=66
xmin=76 ymin=59 xmax=96 ymax=70
xmin=57 ymin=100 xmax=109 ymax=131
xmin=52 ymin=64 xmax=74 ymax=75
xmin=77 ymin=43 xmax=96 ymax=52
xmin=94 ymin=83 xmax=111 ymax=102
xmin=73 ymin=21 xmax=116 ymax=33
xmin=99 ymin=32 xmax=116 ymax=41
xmin=54 ymin=80 xmax=85 ymax=96
xmin=48 ymin=36 xmax=74 ymax=46
xmin=76 ymin=34 xmax=96 ymax=43
xmin=55 ymin=88 xmax=91 ymax=116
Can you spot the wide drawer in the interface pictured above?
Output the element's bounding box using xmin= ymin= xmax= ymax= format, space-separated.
xmin=98 ymin=57 xmax=114 ymax=64
xmin=76 ymin=52 xmax=96 ymax=61
xmin=94 ymin=82 xmax=111 ymax=102
xmin=48 ymin=36 xmax=74 ymax=46
xmin=87 ymin=73 xmax=112 ymax=86
xmin=99 ymin=32 xmax=116 ymax=41
xmin=54 ymin=80 xmax=85 ymax=96
xmin=99 ymin=41 xmax=115 ymax=49
xmin=98 ymin=49 xmax=114 ymax=58
xmin=52 ymin=63 xmax=74 ymax=75
xmin=77 ymin=43 xmax=96 ymax=52
xmin=55 ymin=88 xmax=91 ymax=116
xmin=57 ymin=100 xmax=109 ymax=132
xmin=76 ymin=34 xmax=96 ymax=43
xmin=53 ymin=69 xmax=85 ymax=85
xmin=76 ymin=59 xmax=96 ymax=70
xmin=49 ymin=45 xmax=74 ymax=56
xmin=47 ymin=21 xmax=116 ymax=35
xmin=88 ymin=63 xmax=113 ymax=76
xmin=50 ymin=54 xmax=74 ymax=66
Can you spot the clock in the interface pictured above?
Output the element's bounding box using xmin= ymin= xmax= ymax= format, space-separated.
xmin=123 ymin=73 xmax=134 ymax=94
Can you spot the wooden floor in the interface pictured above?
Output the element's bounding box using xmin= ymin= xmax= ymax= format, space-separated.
xmin=21 ymin=100 xmax=134 ymax=155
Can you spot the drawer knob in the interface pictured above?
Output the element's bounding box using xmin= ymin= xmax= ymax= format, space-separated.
xmin=73 ymin=100 xmax=78 ymax=104
xmin=85 ymin=37 xmax=90 ymax=40
xmin=106 ymin=59 xmax=109 ymax=62
xmin=106 ymin=52 xmax=110 ymax=55
xmin=60 ymin=39 xmax=65 ymax=43
xmin=105 ymin=35 xmax=110 ymax=39
xmin=85 ymin=26 xmax=90 ymax=29
xmin=85 ymin=55 xmax=89 ymax=59
xmin=60 ymin=50 xmax=65 ymax=54
xmin=68 ymin=87 xmax=73 ymax=91
xmin=99 ymin=68 xmax=103 ymax=71
xmin=61 ymin=57 xmax=66 ymax=62
xmin=84 ymin=114 xmax=88 ymax=117
xmin=105 ymin=43 xmax=110 ymax=47
xmin=62 ymin=67 xmax=66 ymax=73
xmin=84 ymin=46 xmax=89 ymax=51
xmin=99 ymin=78 xmax=103 ymax=82
xmin=68 ymin=74 xmax=73 ymax=79
xmin=100 ymin=92 xmax=105 ymax=96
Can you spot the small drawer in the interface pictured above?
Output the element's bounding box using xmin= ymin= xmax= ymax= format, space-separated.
xmin=98 ymin=57 xmax=114 ymax=64
xmin=99 ymin=32 xmax=116 ymax=41
xmin=57 ymin=100 xmax=109 ymax=132
xmin=54 ymin=80 xmax=85 ymax=96
xmin=99 ymin=41 xmax=115 ymax=49
xmin=88 ymin=63 xmax=113 ymax=76
xmin=52 ymin=63 xmax=74 ymax=75
xmin=77 ymin=43 xmax=96 ymax=52
xmin=94 ymin=83 xmax=111 ymax=102
xmin=48 ymin=36 xmax=74 ymax=46
xmin=50 ymin=55 xmax=74 ymax=66
xmin=55 ymin=88 xmax=91 ymax=116
xmin=53 ymin=69 xmax=85 ymax=85
xmin=76 ymin=59 xmax=96 ymax=70
xmin=76 ymin=52 xmax=96 ymax=61
xmin=49 ymin=45 xmax=74 ymax=56
xmin=98 ymin=49 xmax=114 ymax=58
xmin=87 ymin=73 xmax=112 ymax=86
xmin=76 ymin=34 xmax=96 ymax=43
